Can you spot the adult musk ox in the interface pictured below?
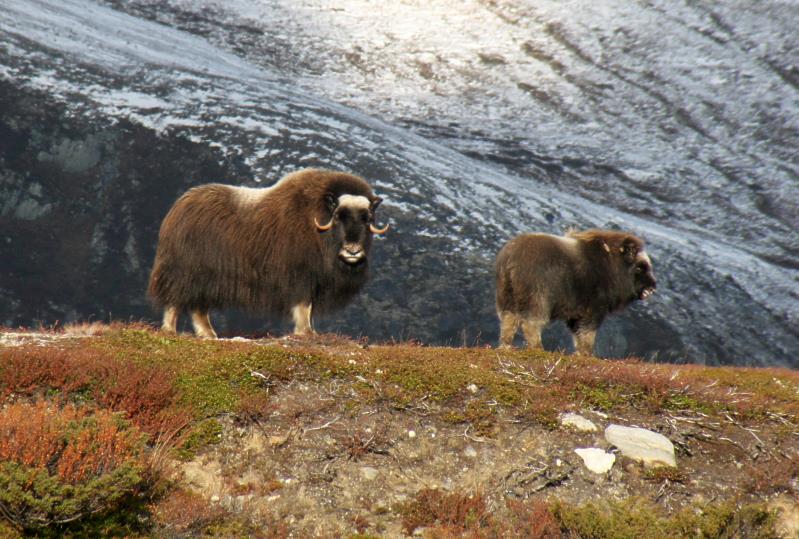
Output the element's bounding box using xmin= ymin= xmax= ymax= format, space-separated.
xmin=148 ymin=168 xmax=388 ymax=338
xmin=495 ymin=229 xmax=656 ymax=354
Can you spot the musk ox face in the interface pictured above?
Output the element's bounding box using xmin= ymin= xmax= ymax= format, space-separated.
xmin=633 ymin=252 xmax=657 ymax=300
xmin=315 ymin=193 xmax=387 ymax=267
xmin=620 ymin=240 xmax=657 ymax=301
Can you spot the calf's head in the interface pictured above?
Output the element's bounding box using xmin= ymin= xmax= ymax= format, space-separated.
xmin=315 ymin=193 xmax=388 ymax=266
xmin=620 ymin=238 xmax=657 ymax=301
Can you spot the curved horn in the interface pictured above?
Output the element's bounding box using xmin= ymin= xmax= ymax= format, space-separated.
xmin=314 ymin=217 xmax=333 ymax=231
xmin=369 ymin=222 xmax=389 ymax=235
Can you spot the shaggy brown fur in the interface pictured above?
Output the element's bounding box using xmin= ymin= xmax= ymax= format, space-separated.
xmin=148 ymin=168 xmax=386 ymax=337
xmin=495 ymin=229 xmax=656 ymax=354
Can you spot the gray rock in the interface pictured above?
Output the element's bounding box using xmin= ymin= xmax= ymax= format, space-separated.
xmin=605 ymin=424 xmax=676 ymax=467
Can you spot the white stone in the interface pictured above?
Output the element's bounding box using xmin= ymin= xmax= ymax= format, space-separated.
xmin=408 ymin=430 xmax=417 ymax=439
xmin=361 ymin=466 xmax=379 ymax=480
xmin=464 ymin=446 xmax=477 ymax=458
xmin=467 ymin=383 xmax=479 ymax=393
xmin=559 ymin=412 xmax=599 ymax=432
xmin=605 ymin=424 xmax=676 ymax=467
xmin=574 ymin=448 xmax=616 ymax=474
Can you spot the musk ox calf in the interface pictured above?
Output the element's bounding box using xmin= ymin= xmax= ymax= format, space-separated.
xmin=148 ymin=168 xmax=388 ymax=338
xmin=495 ymin=229 xmax=656 ymax=354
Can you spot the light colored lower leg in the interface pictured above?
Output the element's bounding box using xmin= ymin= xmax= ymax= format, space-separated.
xmin=498 ymin=311 xmax=521 ymax=348
xmin=291 ymin=303 xmax=313 ymax=335
xmin=191 ymin=310 xmax=217 ymax=339
xmin=574 ymin=329 xmax=597 ymax=355
xmin=161 ymin=306 xmax=178 ymax=333
xmin=521 ymin=318 xmax=546 ymax=350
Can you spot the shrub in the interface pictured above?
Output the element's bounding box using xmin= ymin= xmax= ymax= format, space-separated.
xmin=0 ymin=400 xmax=146 ymax=529
xmin=0 ymin=345 xmax=191 ymax=439
xmin=400 ymin=489 xmax=493 ymax=536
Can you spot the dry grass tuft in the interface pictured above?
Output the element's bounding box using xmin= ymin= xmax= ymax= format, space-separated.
xmin=504 ymin=498 xmax=564 ymax=538
xmin=151 ymin=488 xmax=228 ymax=535
xmin=61 ymin=321 xmax=153 ymax=336
xmin=745 ymin=453 xmax=799 ymax=497
xmin=400 ymin=489 xmax=493 ymax=536
xmin=337 ymin=425 xmax=393 ymax=461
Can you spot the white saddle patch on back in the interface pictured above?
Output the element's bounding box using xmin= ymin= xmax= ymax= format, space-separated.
xmin=556 ymin=235 xmax=580 ymax=254
xmin=230 ymin=185 xmax=270 ymax=206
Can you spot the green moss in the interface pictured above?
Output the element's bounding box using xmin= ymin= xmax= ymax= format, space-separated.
xmin=674 ymin=502 xmax=778 ymax=538
xmin=553 ymin=497 xmax=669 ymax=539
xmin=665 ymin=394 xmax=714 ymax=414
xmin=551 ymin=498 xmax=779 ymax=539
xmin=576 ymin=383 xmax=625 ymax=411
xmin=174 ymin=418 xmax=224 ymax=461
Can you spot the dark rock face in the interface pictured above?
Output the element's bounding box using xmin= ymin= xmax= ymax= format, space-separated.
xmin=0 ymin=1 xmax=797 ymax=366
xmin=0 ymin=81 xmax=251 ymax=327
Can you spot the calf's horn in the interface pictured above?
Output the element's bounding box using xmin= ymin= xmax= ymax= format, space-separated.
xmin=314 ymin=217 xmax=333 ymax=231
xmin=369 ymin=222 xmax=389 ymax=234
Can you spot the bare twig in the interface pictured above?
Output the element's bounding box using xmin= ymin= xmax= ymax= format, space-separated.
xmin=303 ymin=416 xmax=341 ymax=433
xmin=462 ymin=425 xmax=491 ymax=444
xmin=243 ymin=363 xmax=272 ymax=391
xmin=743 ymin=427 xmax=764 ymax=445
xmin=545 ymin=357 xmax=562 ymax=377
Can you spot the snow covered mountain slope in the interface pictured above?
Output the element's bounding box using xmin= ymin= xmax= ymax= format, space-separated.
xmin=1 ymin=0 xmax=797 ymax=365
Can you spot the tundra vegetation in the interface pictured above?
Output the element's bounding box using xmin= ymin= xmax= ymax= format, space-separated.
xmin=0 ymin=323 xmax=797 ymax=537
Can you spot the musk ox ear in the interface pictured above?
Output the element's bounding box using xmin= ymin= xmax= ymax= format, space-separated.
xmin=370 ymin=196 xmax=383 ymax=212
xmin=324 ymin=193 xmax=337 ymax=212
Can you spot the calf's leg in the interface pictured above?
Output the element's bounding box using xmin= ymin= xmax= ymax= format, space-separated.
xmin=521 ymin=317 xmax=547 ymax=350
xmin=498 ymin=311 xmax=521 ymax=348
xmin=291 ymin=303 xmax=314 ymax=335
xmin=191 ymin=310 xmax=217 ymax=339
xmin=573 ymin=328 xmax=597 ymax=356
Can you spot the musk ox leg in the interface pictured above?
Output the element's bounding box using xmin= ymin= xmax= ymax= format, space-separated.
xmin=190 ymin=310 xmax=218 ymax=339
xmin=291 ymin=303 xmax=314 ymax=335
xmin=498 ymin=311 xmax=521 ymax=348
xmin=161 ymin=306 xmax=179 ymax=334
xmin=573 ymin=329 xmax=597 ymax=356
xmin=521 ymin=317 xmax=547 ymax=350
